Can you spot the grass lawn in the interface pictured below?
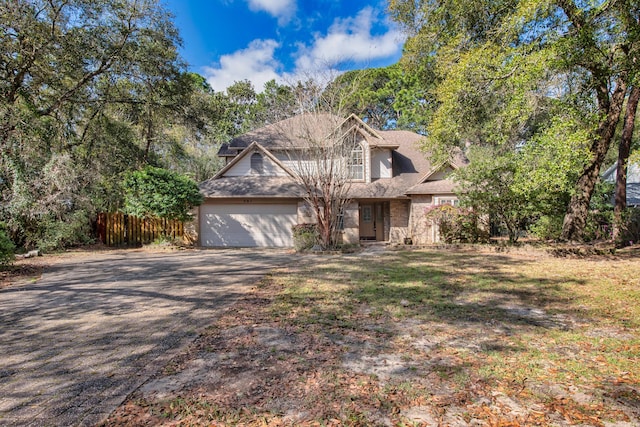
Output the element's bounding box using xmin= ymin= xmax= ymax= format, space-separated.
xmin=105 ymin=248 xmax=640 ymax=426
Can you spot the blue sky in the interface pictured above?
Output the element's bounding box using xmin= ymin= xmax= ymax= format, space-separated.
xmin=162 ymin=0 xmax=405 ymax=92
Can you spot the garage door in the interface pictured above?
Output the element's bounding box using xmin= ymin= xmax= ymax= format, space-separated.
xmin=201 ymin=203 xmax=297 ymax=247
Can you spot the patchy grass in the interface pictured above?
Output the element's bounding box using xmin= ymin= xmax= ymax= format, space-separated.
xmin=104 ymin=248 xmax=640 ymax=426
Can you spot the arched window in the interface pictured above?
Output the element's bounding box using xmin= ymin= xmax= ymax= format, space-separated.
xmin=349 ymin=145 xmax=364 ymax=180
xmin=250 ymin=152 xmax=264 ymax=174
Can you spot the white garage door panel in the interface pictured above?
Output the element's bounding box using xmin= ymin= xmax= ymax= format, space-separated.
xmin=202 ymin=204 xmax=297 ymax=247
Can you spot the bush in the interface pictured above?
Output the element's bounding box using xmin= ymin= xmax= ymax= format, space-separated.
xmin=617 ymin=207 xmax=640 ymax=246
xmin=292 ymin=223 xmax=318 ymax=251
xmin=0 ymin=224 xmax=15 ymax=266
xmin=123 ymin=166 xmax=203 ymax=222
xmin=529 ymin=215 xmax=564 ymax=240
xmin=583 ymin=210 xmax=614 ymax=242
xmin=36 ymin=210 xmax=94 ymax=252
xmin=425 ymin=205 xmax=488 ymax=244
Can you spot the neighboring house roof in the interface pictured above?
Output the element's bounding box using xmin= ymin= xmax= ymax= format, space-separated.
xmin=602 ymin=161 xmax=640 ymax=206
xmin=202 ymin=114 xmax=465 ymax=199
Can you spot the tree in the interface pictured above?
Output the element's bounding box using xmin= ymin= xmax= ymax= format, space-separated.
xmin=389 ymin=0 xmax=640 ymax=241
xmin=271 ymin=74 xmax=364 ymax=249
xmin=122 ymin=166 xmax=202 ymax=222
xmin=0 ymin=0 xmax=190 ymax=248
xmin=456 ymin=147 xmax=529 ymax=243
xmin=613 ymin=86 xmax=640 ymax=241
xmin=329 ymin=63 xmax=435 ymax=132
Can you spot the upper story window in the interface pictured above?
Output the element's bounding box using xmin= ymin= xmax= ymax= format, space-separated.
xmin=250 ymin=152 xmax=264 ymax=174
xmin=349 ymin=145 xmax=364 ymax=180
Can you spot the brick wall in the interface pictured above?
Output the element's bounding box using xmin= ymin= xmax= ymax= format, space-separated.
xmin=409 ymin=195 xmax=434 ymax=245
xmin=389 ymin=200 xmax=410 ymax=243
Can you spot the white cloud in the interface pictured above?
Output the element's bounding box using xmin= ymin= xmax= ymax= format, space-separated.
xmin=202 ymin=39 xmax=283 ymax=92
xmin=246 ymin=0 xmax=296 ymax=24
xmin=201 ymin=7 xmax=405 ymax=93
xmin=294 ymin=7 xmax=404 ymax=73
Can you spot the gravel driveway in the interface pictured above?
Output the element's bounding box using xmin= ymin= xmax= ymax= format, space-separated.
xmin=0 ymin=248 xmax=292 ymax=426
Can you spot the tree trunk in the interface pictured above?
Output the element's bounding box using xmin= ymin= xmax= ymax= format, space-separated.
xmin=561 ymin=80 xmax=628 ymax=242
xmin=612 ymin=86 xmax=640 ymax=242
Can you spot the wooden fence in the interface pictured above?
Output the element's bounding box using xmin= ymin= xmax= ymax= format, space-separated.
xmin=96 ymin=213 xmax=184 ymax=247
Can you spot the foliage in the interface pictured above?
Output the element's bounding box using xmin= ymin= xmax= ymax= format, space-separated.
xmin=424 ymin=204 xmax=488 ymax=243
xmin=327 ymin=63 xmax=435 ymax=132
xmin=0 ymin=223 xmax=15 ymax=266
xmin=0 ymin=0 xmax=196 ymax=250
xmin=529 ymin=215 xmax=564 ymax=241
xmin=122 ymin=166 xmax=202 ymax=222
xmin=616 ymin=208 xmax=640 ymax=246
xmin=292 ymin=224 xmax=318 ymax=252
xmin=455 ymin=147 xmax=529 ymax=243
xmin=36 ymin=210 xmax=95 ymax=252
xmin=389 ymin=0 xmax=640 ymax=241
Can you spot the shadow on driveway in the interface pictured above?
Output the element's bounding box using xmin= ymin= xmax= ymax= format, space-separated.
xmin=0 ymin=249 xmax=292 ymax=426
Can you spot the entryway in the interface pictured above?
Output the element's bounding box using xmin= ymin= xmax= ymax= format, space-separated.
xmin=359 ymin=202 xmax=389 ymax=241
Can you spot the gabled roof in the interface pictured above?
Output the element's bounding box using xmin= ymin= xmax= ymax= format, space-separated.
xmin=220 ymin=112 xmax=399 ymax=154
xmin=204 ymin=114 xmax=468 ymax=199
xmin=222 ymin=113 xmax=345 ymax=152
xmin=212 ymin=141 xmax=295 ymax=179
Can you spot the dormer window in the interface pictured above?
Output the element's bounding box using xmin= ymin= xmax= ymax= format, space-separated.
xmin=250 ymin=152 xmax=264 ymax=174
xmin=349 ymin=145 xmax=364 ymax=180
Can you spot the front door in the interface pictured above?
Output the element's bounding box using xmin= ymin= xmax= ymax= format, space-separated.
xmin=359 ymin=204 xmax=375 ymax=240
xmin=359 ymin=202 xmax=387 ymax=241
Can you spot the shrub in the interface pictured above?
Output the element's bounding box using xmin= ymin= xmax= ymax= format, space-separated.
xmin=616 ymin=207 xmax=640 ymax=246
xmin=36 ymin=210 xmax=94 ymax=252
xmin=123 ymin=166 xmax=203 ymax=222
xmin=583 ymin=210 xmax=614 ymax=242
xmin=425 ymin=205 xmax=488 ymax=244
xmin=0 ymin=223 xmax=15 ymax=267
xmin=529 ymin=215 xmax=564 ymax=240
xmin=292 ymin=223 xmax=318 ymax=251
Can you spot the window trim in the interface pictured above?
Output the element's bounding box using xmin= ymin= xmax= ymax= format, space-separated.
xmin=349 ymin=144 xmax=364 ymax=181
xmin=435 ymin=197 xmax=459 ymax=207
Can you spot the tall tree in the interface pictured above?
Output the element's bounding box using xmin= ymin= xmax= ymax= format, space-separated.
xmin=613 ymin=86 xmax=640 ymax=241
xmin=389 ymin=0 xmax=640 ymax=241
xmin=271 ymin=75 xmax=364 ymax=249
xmin=326 ymin=63 xmax=435 ymax=132
xmin=0 ymin=0 xmax=186 ymax=248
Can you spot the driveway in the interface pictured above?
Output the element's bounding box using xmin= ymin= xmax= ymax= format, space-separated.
xmin=0 ymin=249 xmax=292 ymax=426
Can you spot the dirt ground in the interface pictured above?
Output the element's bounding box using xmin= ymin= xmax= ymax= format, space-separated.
xmin=102 ymin=245 xmax=639 ymax=427
xmin=3 ymin=244 xmax=639 ymax=426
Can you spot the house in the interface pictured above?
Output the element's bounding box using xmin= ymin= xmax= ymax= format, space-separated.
xmin=197 ymin=113 xmax=466 ymax=247
xmin=602 ymin=161 xmax=640 ymax=207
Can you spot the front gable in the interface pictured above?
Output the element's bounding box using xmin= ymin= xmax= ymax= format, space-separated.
xmin=214 ymin=142 xmax=294 ymax=179
xmin=419 ymin=161 xmax=459 ymax=183
xmin=424 ymin=165 xmax=455 ymax=182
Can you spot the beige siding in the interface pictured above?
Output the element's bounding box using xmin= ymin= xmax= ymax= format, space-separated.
xmin=297 ymin=200 xmax=315 ymax=224
xmin=428 ymin=166 xmax=454 ymax=181
xmin=224 ymin=150 xmax=288 ymax=177
xmin=371 ymin=148 xmax=392 ymax=179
